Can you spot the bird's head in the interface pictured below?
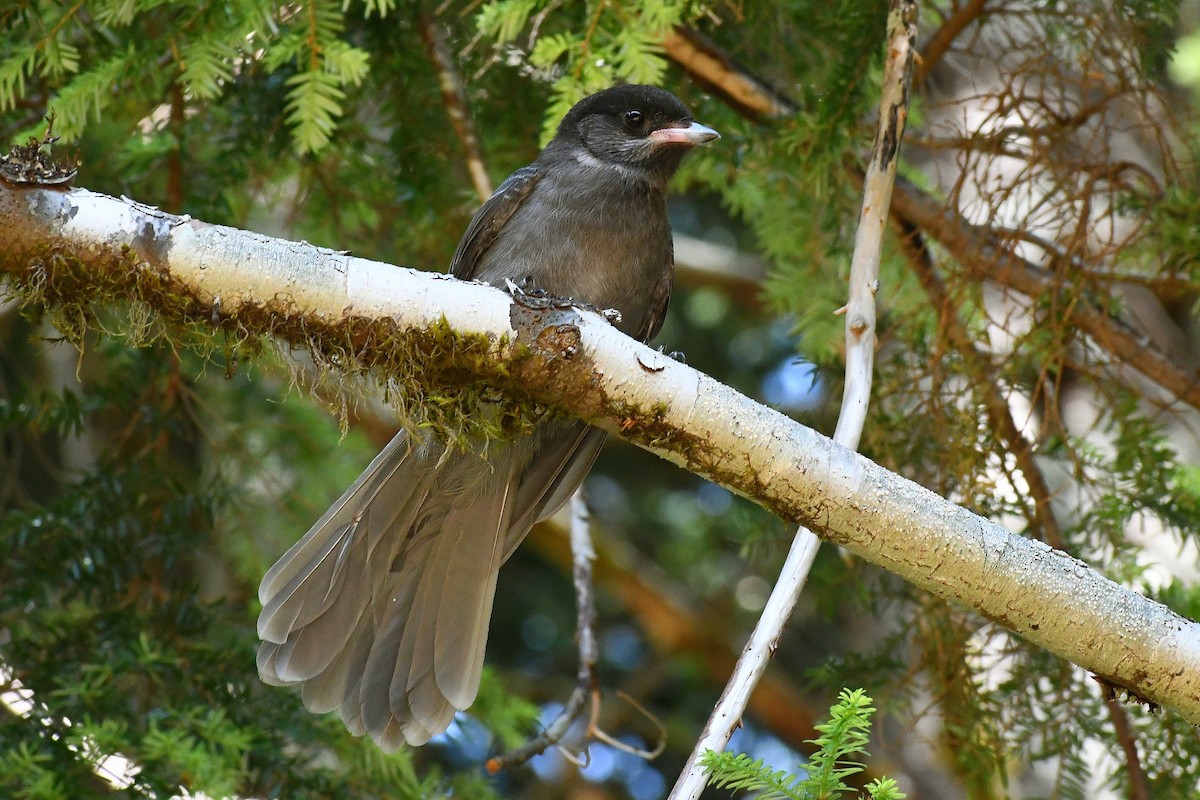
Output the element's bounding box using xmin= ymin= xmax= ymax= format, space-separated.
xmin=554 ymin=85 xmax=720 ymax=183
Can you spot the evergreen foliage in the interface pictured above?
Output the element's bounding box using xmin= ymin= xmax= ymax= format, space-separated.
xmin=702 ymin=689 xmax=906 ymax=800
xmin=1 ymin=0 xmax=1199 ymax=798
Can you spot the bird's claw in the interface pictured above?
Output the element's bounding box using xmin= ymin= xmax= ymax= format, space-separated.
xmin=506 ymin=277 xmax=563 ymax=309
xmin=505 ymin=278 xmax=622 ymax=325
xmin=657 ymin=345 xmax=686 ymax=364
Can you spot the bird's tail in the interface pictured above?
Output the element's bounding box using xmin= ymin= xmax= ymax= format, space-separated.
xmin=256 ymin=431 xmax=517 ymax=749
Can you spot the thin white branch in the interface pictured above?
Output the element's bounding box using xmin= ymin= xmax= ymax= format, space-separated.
xmin=834 ymin=9 xmax=912 ymax=449
xmin=667 ymin=4 xmax=920 ymax=797
xmin=3 ymin=184 xmax=1199 ymax=730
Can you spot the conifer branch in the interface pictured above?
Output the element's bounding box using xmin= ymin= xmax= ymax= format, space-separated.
xmin=661 ymin=27 xmax=795 ymax=119
xmin=917 ymin=0 xmax=989 ymax=84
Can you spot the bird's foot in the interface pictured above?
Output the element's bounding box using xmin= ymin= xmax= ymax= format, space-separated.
xmin=504 ymin=278 xmax=623 ymax=325
xmin=658 ymin=344 xmax=687 ymax=364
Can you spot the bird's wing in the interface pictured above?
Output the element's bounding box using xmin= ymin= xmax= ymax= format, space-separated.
xmin=450 ymin=164 xmax=542 ymax=281
xmin=636 ymin=255 xmax=675 ymax=342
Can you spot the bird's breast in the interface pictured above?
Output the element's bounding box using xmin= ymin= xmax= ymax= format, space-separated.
xmin=473 ymin=170 xmax=672 ymax=339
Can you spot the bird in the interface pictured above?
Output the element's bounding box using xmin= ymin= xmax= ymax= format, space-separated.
xmin=256 ymin=85 xmax=719 ymax=751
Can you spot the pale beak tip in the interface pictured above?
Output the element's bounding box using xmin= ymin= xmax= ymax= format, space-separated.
xmin=651 ymin=121 xmax=721 ymax=146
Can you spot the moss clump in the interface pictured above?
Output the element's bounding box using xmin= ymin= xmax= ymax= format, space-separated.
xmin=2 ymin=243 xmax=551 ymax=445
xmin=279 ymin=312 xmax=553 ymax=446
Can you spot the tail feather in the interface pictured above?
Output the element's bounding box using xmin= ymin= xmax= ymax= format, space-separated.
xmin=255 ymin=643 xmax=287 ymax=687
xmin=266 ymin=544 xmax=367 ymax=682
xmin=256 ymin=422 xmax=598 ymax=750
xmin=432 ymin=482 xmax=511 ymax=708
xmin=258 ymin=432 xmax=424 ymax=650
xmin=357 ymin=516 xmax=440 ymax=739
xmin=406 ymin=669 xmax=457 ymax=741
xmin=505 ymin=426 xmax=606 ymax=559
xmin=300 ymin=615 xmax=373 ymax=714
xmin=258 ymin=432 xmax=414 ymax=605
xmin=257 ymin=522 xmax=357 ymax=643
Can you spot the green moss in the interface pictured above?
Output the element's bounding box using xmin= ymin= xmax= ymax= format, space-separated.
xmin=2 ymin=244 xmax=551 ymax=445
xmin=608 ymin=395 xmax=720 ymax=469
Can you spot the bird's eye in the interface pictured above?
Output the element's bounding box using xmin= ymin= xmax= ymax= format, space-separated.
xmin=624 ymin=110 xmax=645 ymax=129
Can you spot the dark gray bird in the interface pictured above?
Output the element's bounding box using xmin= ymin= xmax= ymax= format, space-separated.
xmin=256 ymin=85 xmax=719 ymax=750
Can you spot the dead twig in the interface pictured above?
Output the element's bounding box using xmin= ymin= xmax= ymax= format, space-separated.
xmin=894 ymin=216 xmax=1066 ymax=550
xmin=419 ymin=14 xmax=493 ymax=203
xmin=487 ymin=491 xmax=599 ymax=773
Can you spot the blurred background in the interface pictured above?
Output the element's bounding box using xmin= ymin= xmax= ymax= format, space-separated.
xmin=3 ymin=1 xmax=1200 ymax=798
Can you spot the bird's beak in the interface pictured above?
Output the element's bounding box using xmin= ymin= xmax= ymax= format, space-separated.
xmin=649 ymin=121 xmax=721 ymax=146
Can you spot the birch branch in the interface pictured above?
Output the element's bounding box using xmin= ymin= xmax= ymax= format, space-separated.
xmin=2 ymin=184 xmax=1199 ymax=727
xmin=668 ymin=3 xmax=917 ymax=797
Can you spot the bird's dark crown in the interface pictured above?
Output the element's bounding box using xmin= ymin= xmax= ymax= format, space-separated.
xmin=552 ymin=85 xmax=702 ymax=181
xmin=557 ymin=85 xmax=692 ymax=134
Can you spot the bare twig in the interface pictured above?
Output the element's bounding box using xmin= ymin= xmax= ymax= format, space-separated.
xmin=589 ymin=691 xmax=667 ymax=760
xmin=917 ymin=0 xmax=988 ymax=84
xmin=662 ymin=27 xmax=796 ymax=120
xmin=419 ymin=14 xmax=493 ymax=203
xmin=894 ymin=218 xmax=1066 ymax=550
xmin=889 ymin=177 xmax=1200 ymax=411
xmin=1096 ymin=678 xmax=1152 ymax=800
xmin=667 ymin=3 xmax=918 ymax=797
xmin=487 ymin=490 xmax=598 ymax=772
xmin=525 ymin=523 xmax=821 ymax=748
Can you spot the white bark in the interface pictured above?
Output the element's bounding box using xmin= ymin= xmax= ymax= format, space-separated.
xmin=2 ymin=183 xmax=1199 ymax=724
xmin=668 ymin=5 xmax=919 ymax=798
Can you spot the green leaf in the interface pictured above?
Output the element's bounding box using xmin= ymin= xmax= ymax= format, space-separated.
xmin=0 ymin=46 xmax=38 ymax=112
xmin=179 ymin=37 xmax=238 ymax=101
xmin=47 ymin=50 xmax=133 ymax=141
xmin=41 ymin=38 xmax=80 ymax=79
xmin=700 ymin=751 xmax=803 ymax=799
xmin=360 ymin=0 xmax=399 ymax=17
xmin=323 ymin=40 xmax=370 ymax=86
xmin=476 ymin=0 xmax=539 ymax=43
xmin=865 ymin=776 xmax=908 ymax=800
xmin=285 ymin=68 xmax=346 ymax=153
xmin=529 ymin=32 xmax=578 ymax=68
